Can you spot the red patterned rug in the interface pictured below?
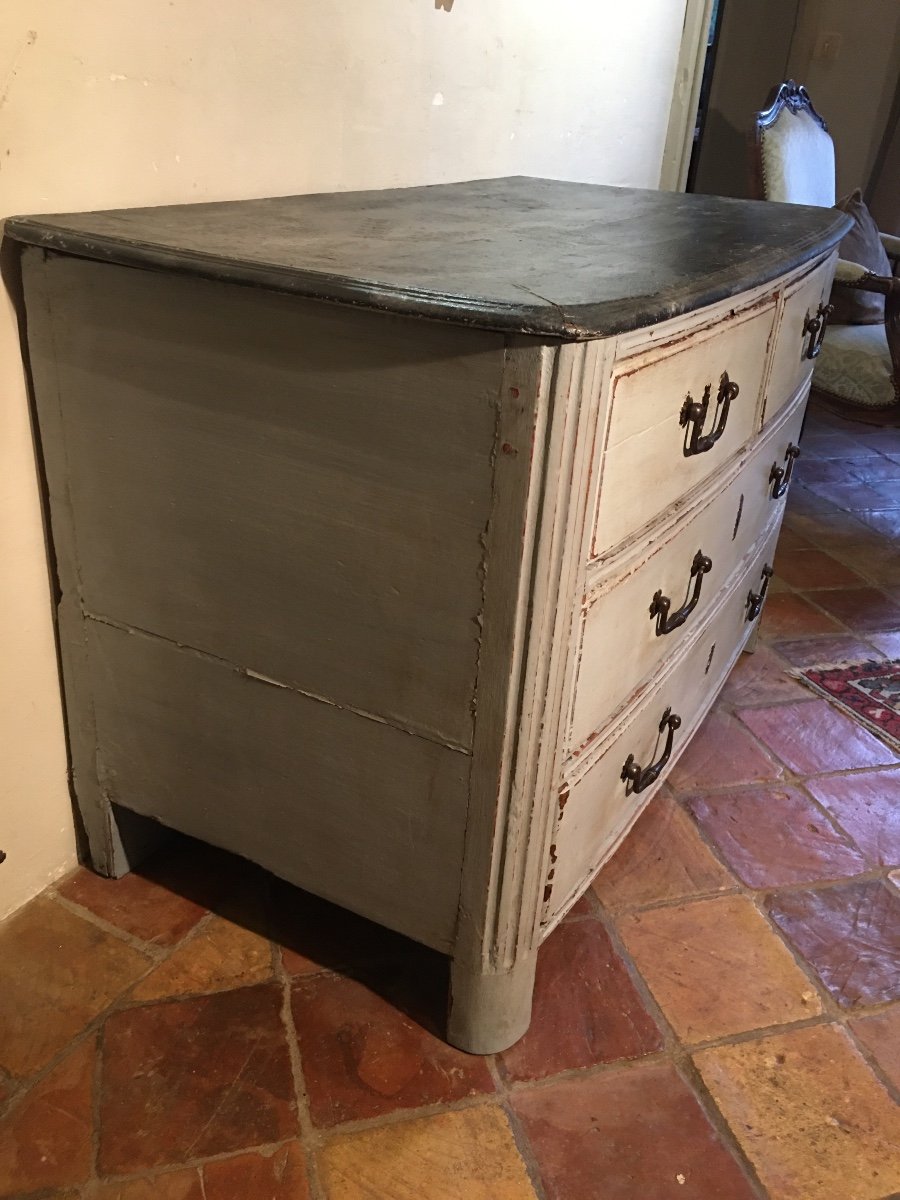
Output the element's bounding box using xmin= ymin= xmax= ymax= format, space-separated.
xmin=794 ymin=658 xmax=900 ymax=752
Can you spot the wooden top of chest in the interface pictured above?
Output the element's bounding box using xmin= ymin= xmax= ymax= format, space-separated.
xmin=6 ymin=176 xmax=849 ymax=341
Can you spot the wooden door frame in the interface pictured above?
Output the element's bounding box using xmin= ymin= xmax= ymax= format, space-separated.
xmin=658 ymin=0 xmax=717 ymax=191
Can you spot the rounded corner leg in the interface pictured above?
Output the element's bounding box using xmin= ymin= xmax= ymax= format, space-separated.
xmin=78 ymin=795 xmax=169 ymax=879
xmin=447 ymin=950 xmax=538 ymax=1055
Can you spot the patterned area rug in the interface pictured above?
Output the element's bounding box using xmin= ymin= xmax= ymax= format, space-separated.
xmin=794 ymin=658 xmax=900 ymax=752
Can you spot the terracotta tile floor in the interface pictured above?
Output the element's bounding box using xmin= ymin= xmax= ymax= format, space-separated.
xmin=3 ymin=400 xmax=900 ymax=1200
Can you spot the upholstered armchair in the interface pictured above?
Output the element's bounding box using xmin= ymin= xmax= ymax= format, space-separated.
xmin=754 ymin=81 xmax=900 ymax=410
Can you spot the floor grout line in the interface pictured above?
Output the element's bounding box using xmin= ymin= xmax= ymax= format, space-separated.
xmin=671 ymin=1053 xmax=770 ymax=1200
xmin=306 ymin=1090 xmax=518 ymax=1143
xmin=485 ymin=1056 xmax=552 ymax=1200
xmin=74 ymin=1137 xmax=300 ymax=1188
xmin=48 ymin=888 xmax=175 ymax=962
xmin=90 ymin=1027 xmax=104 ymax=1188
xmin=592 ymin=900 xmax=773 ymax=1197
xmin=272 ymin=885 xmax=327 ymax=1200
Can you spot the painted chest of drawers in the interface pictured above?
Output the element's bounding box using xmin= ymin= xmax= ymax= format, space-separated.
xmin=8 ymin=178 xmax=848 ymax=1052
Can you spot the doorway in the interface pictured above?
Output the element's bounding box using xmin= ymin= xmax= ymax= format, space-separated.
xmin=670 ymin=0 xmax=900 ymax=208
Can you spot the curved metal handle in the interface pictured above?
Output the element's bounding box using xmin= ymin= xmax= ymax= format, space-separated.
xmin=803 ymin=302 xmax=833 ymax=359
xmin=679 ymin=372 xmax=740 ymax=457
xmin=769 ymin=443 xmax=801 ymax=500
xmin=621 ymin=707 xmax=682 ymax=794
xmin=649 ymin=550 xmax=713 ymax=636
xmin=746 ymin=564 xmax=774 ymax=622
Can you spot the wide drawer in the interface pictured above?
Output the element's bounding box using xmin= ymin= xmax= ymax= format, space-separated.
xmin=567 ymin=395 xmax=805 ymax=753
xmin=764 ymin=254 xmax=835 ymax=424
xmin=543 ymin=526 xmax=780 ymax=927
xmin=590 ymin=298 xmax=777 ymax=559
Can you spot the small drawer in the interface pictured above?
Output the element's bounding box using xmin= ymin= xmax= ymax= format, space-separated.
xmin=764 ymin=254 xmax=835 ymax=423
xmin=567 ymin=398 xmax=805 ymax=752
xmin=543 ymin=528 xmax=780 ymax=925
xmin=591 ymin=299 xmax=777 ymax=559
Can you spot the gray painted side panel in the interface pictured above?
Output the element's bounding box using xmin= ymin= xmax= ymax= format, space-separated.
xmin=39 ymin=254 xmax=505 ymax=749
xmin=85 ymin=617 xmax=469 ymax=950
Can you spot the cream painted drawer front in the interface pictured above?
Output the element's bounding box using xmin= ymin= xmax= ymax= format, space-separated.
xmin=764 ymin=255 xmax=835 ymax=423
xmin=545 ymin=526 xmax=780 ymax=925
xmin=567 ymin=393 xmax=806 ymax=753
xmin=590 ymin=299 xmax=777 ymax=560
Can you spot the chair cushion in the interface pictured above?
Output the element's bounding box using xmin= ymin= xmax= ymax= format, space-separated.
xmin=813 ymin=322 xmax=896 ymax=409
xmin=830 ymin=190 xmax=892 ymax=324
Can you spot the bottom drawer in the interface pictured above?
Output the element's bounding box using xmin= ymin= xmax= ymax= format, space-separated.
xmin=542 ymin=527 xmax=780 ymax=928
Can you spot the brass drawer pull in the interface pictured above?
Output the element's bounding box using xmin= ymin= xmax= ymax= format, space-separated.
xmin=679 ymin=371 xmax=739 ymax=457
xmin=802 ymin=302 xmax=833 ymax=359
xmin=649 ymin=550 xmax=713 ymax=636
xmin=622 ymin=707 xmax=682 ymax=794
xmin=746 ymin=564 xmax=774 ymax=622
xmin=769 ymin=443 xmax=801 ymax=499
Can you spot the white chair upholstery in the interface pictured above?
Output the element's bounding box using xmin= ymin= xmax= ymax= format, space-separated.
xmin=755 ymin=81 xmax=899 ymax=410
xmin=760 ymin=106 xmax=836 ymax=207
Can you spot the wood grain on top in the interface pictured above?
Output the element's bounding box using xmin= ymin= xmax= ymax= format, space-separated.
xmin=5 ymin=176 xmax=850 ymax=340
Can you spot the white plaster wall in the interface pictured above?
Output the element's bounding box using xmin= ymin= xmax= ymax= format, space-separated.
xmin=0 ymin=0 xmax=686 ymax=919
